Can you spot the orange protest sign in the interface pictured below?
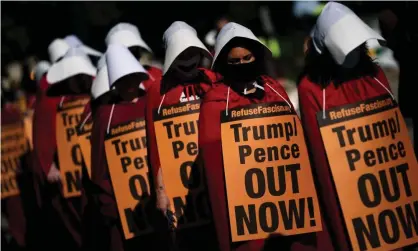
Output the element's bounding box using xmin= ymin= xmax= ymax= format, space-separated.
xmin=318 ymin=94 xmax=418 ymax=251
xmin=105 ymin=119 xmax=153 ymax=239
xmin=221 ymin=102 xmax=322 ymax=242
xmin=56 ymin=98 xmax=89 ymax=198
xmin=76 ymin=116 xmax=93 ymax=178
xmin=153 ymin=100 xmax=211 ymax=229
xmin=23 ymin=110 xmax=34 ymax=150
xmin=1 ymin=122 xmax=28 ymax=199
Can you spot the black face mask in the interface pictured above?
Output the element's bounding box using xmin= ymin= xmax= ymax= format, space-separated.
xmin=222 ymin=61 xmax=262 ymax=82
xmin=172 ymin=54 xmax=201 ymax=81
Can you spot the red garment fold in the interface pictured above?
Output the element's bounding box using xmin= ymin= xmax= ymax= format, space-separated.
xmin=32 ymin=75 xmax=88 ymax=248
xmin=145 ymin=68 xmax=218 ymax=250
xmin=90 ymin=98 xmax=147 ymax=251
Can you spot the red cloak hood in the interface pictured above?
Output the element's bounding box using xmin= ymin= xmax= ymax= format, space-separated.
xmin=143 ymin=66 xmax=163 ymax=91
xmin=32 ymin=75 xmax=61 ymax=176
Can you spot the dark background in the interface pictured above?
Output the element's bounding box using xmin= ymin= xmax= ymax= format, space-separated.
xmin=1 ymin=1 xmax=400 ymax=69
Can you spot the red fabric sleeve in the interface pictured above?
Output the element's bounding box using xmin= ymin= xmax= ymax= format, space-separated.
xmin=32 ymin=81 xmax=60 ymax=176
xmin=199 ymin=97 xmax=265 ymax=251
xmin=145 ymin=85 xmax=162 ymax=181
xmin=198 ymin=99 xmax=231 ymax=251
xmin=298 ymin=77 xmax=351 ymax=251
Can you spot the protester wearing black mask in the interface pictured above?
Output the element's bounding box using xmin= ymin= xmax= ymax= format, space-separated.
xmin=214 ymin=36 xmax=267 ymax=98
xmin=198 ymin=23 xmax=320 ymax=251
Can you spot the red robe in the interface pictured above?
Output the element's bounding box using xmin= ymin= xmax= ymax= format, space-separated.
xmin=20 ymin=92 xmax=45 ymax=250
xmin=32 ymin=76 xmax=86 ymax=249
xmin=145 ymin=69 xmax=218 ymax=250
xmin=298 ymin=67 xmax=400 ymax=251
xmin=1 ymin=104 xmax=27 ymax=248
xmin=90 ymin=96 xmax=167 ymax=251
xmin=78 ymin=101 xmax=100 ymax=250
xmin=199 ymin=74 xmax=333 ymax=251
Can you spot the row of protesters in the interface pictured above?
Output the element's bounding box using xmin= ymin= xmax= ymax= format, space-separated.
xmin=2 ymin=2 xmax=416 ymax=251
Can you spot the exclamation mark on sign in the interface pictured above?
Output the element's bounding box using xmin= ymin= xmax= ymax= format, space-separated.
xmin=307 ymin=197 xmax=316 ymax=227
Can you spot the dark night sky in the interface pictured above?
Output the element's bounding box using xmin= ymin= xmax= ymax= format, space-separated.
xmin=2 ymin=2 xmax=236 ymax=63
xmin=1 ymin=1 xmax=408 ymax=68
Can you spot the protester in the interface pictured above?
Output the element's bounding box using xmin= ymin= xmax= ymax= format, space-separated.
xmin=11 ymin=60 xmax=50 ymax=250
xmin=32 ymin=40 xmax=70 ymax=251
xmin=3 ymin=4 xmax=418 ymax=250
xmin=90 ymin=44 xmax=164 ymax=251
xmin=32 ymin=45 xmax=96 ymax=250
xmin=145 ymin=21 xmax=218 ymax=251
xmin=198 ymin=22 xmax=331 ymax=251
xmin=1 ymin=82 xmax=27 ymax=251
xmin=298 ymin=2 xmax=412 ymax=251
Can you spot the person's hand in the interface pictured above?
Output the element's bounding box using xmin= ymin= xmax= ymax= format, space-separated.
xmin=156 ymin=190 xmax=171 ymax=216
xmin=47 ymin=162 xmax=61 ymax=183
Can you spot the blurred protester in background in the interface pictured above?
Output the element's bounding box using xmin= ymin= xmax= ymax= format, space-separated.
xmin=45 ymin=46 xmax=96 ymax=251
xmin=2 ymin=58 xmax=45 ymax=251
xmin=1 ymin=78 xmax=27 ymax=251
xmin=64 ymin=34 xmax=103 ymax=66
xmin=11 ymin=58 xmax=51 ymax=250
xmin=298 ymin=3 xmax=398 ymax=251
xmin=275 ymin=60 xmax=300 ymax=116
xmin=32 ymin=38 xmax=71 ymax=251
xmin=90 ymin=44 xmax=157 ymax=251
xmin=204 ymin=15 xmax=231 ymax=53
xmin=199 ymin=22 xmax=332 ymax=251
xmin=32 ymin=37 xmax=95 ymax=250
xmin=293 ymin=1 xmax=324 ymax=19
xmin=378 ymin=2 xmax=418 ymax=157
xmin=366 ymin=18 xmax=399 ymax=99
xmin=5 ymin=61 xmax=25 ymax=113
xmin=146 ymin=21 xmax=217 ymax=251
